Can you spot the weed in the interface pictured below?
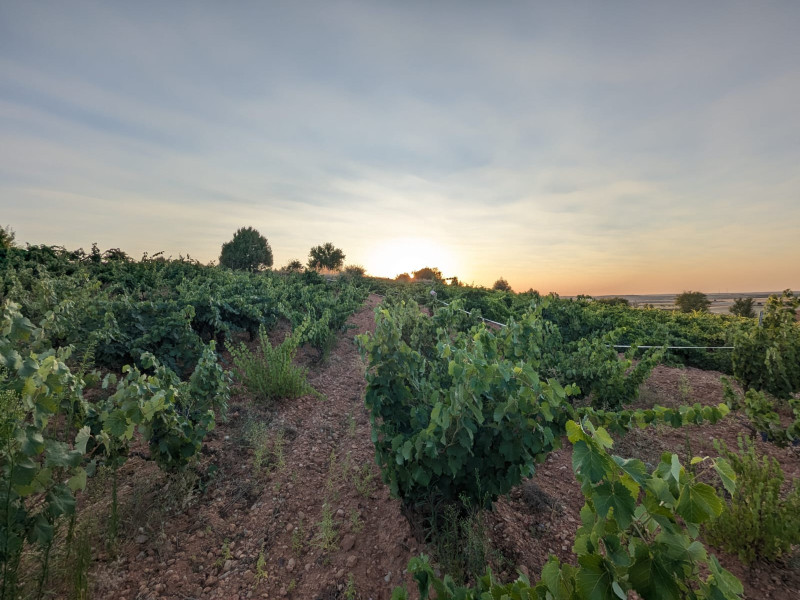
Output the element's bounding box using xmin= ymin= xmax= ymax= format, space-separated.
xmin=678 ymin=372 xmax=692 ymax=402
xmin=244 ymin=420 xmax=270 ymax=475
xmin=313 ymin=503 xmax=338 ymax=553
xmin=344 ymin=573 xmax=357 ymax=599
xmin=349 ymin=509 xmax=364 ymax=534
xmin=226 ymin=324 xmax=319 ymax=404
xmin=69 ymin=524 xmax=91 ymax=600
xmin=272 ymin=429 xmax=286 ymax=471
xmin=215 ymin=540 xmax=232 ymax=569
xmin=428 ymin=492 xmax=496 ymax=586
xmin=287 ymin=579 xmax=297 ymax=594
xmin=347 ymin=412 xmax=357 ymax=437
xmin=255 ymin=550 xmax=268 ymax=583
xmin=340 ymin=452 xmax=375 ymax=498
xmin=291 ymin=520 xmax=306 ymax=556
xmin=351 ymin=464 xmax=375 ymax=499
xmin=706 ymin=437 xmax=800 ymax=564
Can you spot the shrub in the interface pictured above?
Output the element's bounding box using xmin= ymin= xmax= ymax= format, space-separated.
xmin=395 ymin=273 xmax=411 ymax=283
xmin=706 ymin=437 xmax=800 ymax=564
xmin=730 ymin=297 xmax=756 ymax=318
xmin=343 ymin=264 xmax=365 ymax=278
xmin=219 ymin=227 xmax=273 ymax=272
xmin=307 ymin=243 xmax=345 ymax=271
xmin=492 ymin=277 xmax=511 ymax=292
xmin=226 ymin=324 xmax=318 ymax=403
xmin=675 ymin=291 xmax=711 ymax=313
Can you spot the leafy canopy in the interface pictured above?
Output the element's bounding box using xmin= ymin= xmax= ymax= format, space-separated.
xmin=412 ymin=267 xmax=443 ymax=281
xmin=492 ymin=277 xmax=511 ymax=291
xmin=675 ymin=291 xmax=711 ymax=313
xmin=219 ymin=227 xmax=273 ymax=272
xmin=729 ymin=297 xmax=756 ymax=318
xmin=307 ymin=242 xmax=345 ymax=271
xmin=0 ymin=224 xmax=15 ymax=249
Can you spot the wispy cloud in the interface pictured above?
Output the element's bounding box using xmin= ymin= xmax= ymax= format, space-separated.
xmin=1 ymin=1 xmax=798 ymax=294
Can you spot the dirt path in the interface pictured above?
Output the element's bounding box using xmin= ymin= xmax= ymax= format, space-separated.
xmin=88 ymin=294 xmax=419 ymax=600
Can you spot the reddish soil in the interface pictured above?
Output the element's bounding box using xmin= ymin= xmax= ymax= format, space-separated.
xmin=48 ymin=296 xmax=800 ymax=599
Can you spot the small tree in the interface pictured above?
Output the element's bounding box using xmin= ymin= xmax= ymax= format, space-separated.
xmin=492 ymin=277 xmax=512 ymax=292
xmin=219 ymin=227 xmax=273 ymax=272
xmin=412 ymin=267 xmax=443 ymax=281
xmin=675 ymin=291 xmax=711 ymax=313
xmin=283 ymin=259 xmax=304 ymax=273
xmin=730 ymin=297 xmax=756 ymax=318
xmin=307 ymin=242 xmax=345 ymax=271
xmin=396 ymin=273 xmax=411 ymax=283
xmin=0 ymin=225 xmax=15 ymax=249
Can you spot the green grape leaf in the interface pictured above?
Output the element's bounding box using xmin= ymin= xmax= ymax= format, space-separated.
xmin=592 ymin=481 xmax=636 ymax=530
xmin=573 ymin=440 xmax=613 ymax=484
xmin=676 ymin=482 xmax=723 ymax=525
xmin=576 ymin=554 xmax=616 ymax=600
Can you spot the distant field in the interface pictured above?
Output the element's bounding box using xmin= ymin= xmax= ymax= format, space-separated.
xmin=593 ymin=291 xmax=796 ymax=314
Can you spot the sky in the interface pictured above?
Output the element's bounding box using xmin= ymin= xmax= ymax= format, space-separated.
xmin=1 ymin=1 xmax=798 ymax=295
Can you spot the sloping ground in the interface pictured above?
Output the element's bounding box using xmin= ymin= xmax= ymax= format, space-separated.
xmin=74 ymin=296 xmax=799 ymax=599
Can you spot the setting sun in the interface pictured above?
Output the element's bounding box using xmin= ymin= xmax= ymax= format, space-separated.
xmin=364 ymin=237 xmax=460 ymax=280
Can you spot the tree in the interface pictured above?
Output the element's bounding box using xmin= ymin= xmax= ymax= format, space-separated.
xmin=283 ymin=259 xmax=303 ymax=273
xmin=307 ymin=243 xmax=345 ymax=271
xmin=730 ymin=297 xmax=756 ymax=318
xmin=0 ymin=225 xmax=15 ymax=249
xmin=492 ymin=277 xmax=512 ymax=292
xmin=596 ymin=296 xmax=630 ymax=307
xmin=395 ymin=273 xmax=411 ymax=283
xmin=219 ymin=227 xmax=273 ymax=272
xmin=412 ymin=267 xmax=443 ymax=281
xmin=674 ymin=291 xmax=711 ymax=313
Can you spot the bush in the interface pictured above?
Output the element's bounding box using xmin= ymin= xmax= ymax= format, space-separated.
xmin=395 ymin=273 xmax=411 ymax=283
xmin=219 ymin=227 xmax=273 ymax=272
xmin=343 ymin=264 xmax=365 ymax=278
xmin=226 ymin=324 xmax=318 ymax=403
xmin=307 ymin=242 xmax=345 ymax=271
xmin=492 ymin=277 xmax=511 ymax=292
xmin=706 ymin=437 xmax=800 ymax=564
xmin=730 ymin=297 xmax=756 ymax=318
xmin=675 ymin=291 xmax=711 ymax=313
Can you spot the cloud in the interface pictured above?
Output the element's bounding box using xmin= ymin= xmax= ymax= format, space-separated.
xmin=1 ymin=1 xmax=798 ymax=294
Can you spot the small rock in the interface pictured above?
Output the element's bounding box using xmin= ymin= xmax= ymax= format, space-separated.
xmin=336 ymin=569 xmax=345 ymax=579
xmin=341 ymin=534 xmax=356 ymax=552
xmin=223 ymin=559 xmax=235 ymax=572
xmin=243 ymin=570 xmax=255 ymax=583
xmin=305 ymin=563 xmax=313 ymax=572
xmin=385 ymin=571 xmax=392 ymax=583
xmin=136 ymin=535 xmax=148 ymax=545
xmin=347 ymin=555 xmax=358 ymax=568
xmin=287 ymin=558 xmax=296 ymax=572
xmin=285 ymin=523 xmax=293 ymax=533
xmin=336 ymin=509 xmax=345 ymax=517
xmin=206 ymin=575 xmax=218 ymax=586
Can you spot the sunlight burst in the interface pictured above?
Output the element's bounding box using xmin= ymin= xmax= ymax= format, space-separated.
xmin=364 ymin=237 xmax=459 ymax=280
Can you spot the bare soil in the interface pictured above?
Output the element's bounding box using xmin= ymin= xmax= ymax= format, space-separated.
xmin=59 ymin=295 xmax=800 ymax=599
